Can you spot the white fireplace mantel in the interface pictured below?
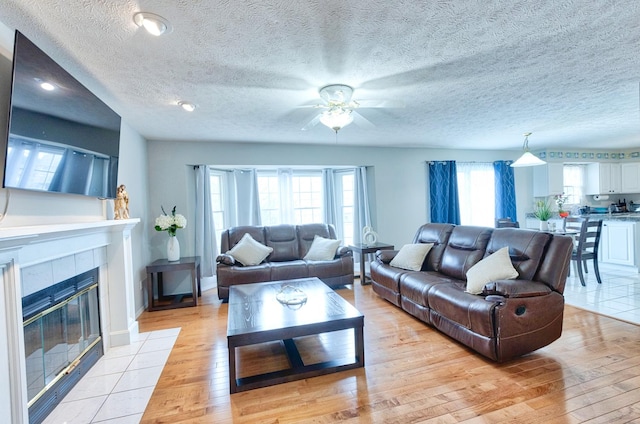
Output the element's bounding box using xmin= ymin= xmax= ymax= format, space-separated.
xmin=0 ymin=218 xmax=140 ymax=424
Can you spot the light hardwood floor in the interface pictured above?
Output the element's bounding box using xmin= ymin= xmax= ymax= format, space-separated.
xmin=138 ymin=281 xmax=640 ymax=423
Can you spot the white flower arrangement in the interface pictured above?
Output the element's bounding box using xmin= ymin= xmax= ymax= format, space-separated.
xmin=154 ymin=206 xmax=187 ymax=237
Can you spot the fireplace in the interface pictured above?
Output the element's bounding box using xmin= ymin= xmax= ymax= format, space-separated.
xmin=0 ymin=219 xmax=140 ymax=424
xmin=22 ymin=268 xmax=103 ymax=423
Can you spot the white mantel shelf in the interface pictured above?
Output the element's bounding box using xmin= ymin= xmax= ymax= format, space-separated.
xmin=0 ymin=218 xmax=140 ymax=244
xmin=0 ymin=218 xmax=140 ymax=424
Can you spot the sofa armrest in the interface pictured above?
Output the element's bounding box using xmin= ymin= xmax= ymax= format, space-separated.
xmin=216 ymin=253 xmax=236 ymax=266
xmin=336 ymin=246 xmax=353 ymax=257
xmin=375 ymin=250 xmax=399 ymax=264
xmin=483 ymin=279 xmax=552 ymax=298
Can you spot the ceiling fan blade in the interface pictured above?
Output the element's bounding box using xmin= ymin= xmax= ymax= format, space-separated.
xmin=301 ymin=114 xmax=321 ymax=131
xmin=353 ymin=111 xmax=375 ymax=129
xmin=356 ymin=99 xmax=406 ymax=108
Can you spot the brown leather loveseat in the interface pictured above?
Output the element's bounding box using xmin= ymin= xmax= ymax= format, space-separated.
xmin=370 ymin=223 xmax=573 ymax=362
xmin=216 ymin=223 xmax=354 ymax=300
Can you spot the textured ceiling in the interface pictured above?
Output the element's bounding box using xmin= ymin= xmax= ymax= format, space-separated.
xmin=1 ymin=0 xmax=640 ymax=151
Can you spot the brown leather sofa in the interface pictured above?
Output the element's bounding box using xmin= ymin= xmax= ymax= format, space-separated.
xmin=216 ymin=223 xmax=354 ymax=300
xmin=370 ymin=223 xmax=574 ymax=362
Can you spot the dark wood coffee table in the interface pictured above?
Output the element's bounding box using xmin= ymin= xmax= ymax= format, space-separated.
xmin=227 ymin=277 xmax=365 ymax=394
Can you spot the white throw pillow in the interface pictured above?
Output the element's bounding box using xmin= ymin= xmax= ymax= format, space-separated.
xmin=303 ymin=235 xmax=342 ymax=261
xmin=226 ymin=233 xmax=273 ymax=266
xmin=465 ymin=246 xmax=519 ymax=295
xmin=389 ymin=243 xmax=434 ymax=271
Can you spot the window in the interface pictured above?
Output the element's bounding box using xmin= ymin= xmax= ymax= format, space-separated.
xmin=292 ymin=174 xmax=323 ymax=224
xmin=257 ymin=171 xmax=323 ymax=225
xmin=336 ymin=171 xmax=355 ymax=246
xmin=563 ymin=164 xmax=586 ymax=206
xmin=457 ymin=162 xmax=495 ymax=227
xmin=209 ymin=170 xmax=227 ymax=249
xmin=209 ymin=167 xmax=360 ymax=248
xmin=257 ymin=173 xmax=281 ymax=226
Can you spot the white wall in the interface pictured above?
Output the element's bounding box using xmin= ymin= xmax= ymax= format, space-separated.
xmin=146 ymin=140 xmax=532 ymax=255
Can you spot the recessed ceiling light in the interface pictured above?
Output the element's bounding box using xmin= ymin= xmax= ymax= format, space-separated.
xmin=133 ymin=12 xmax=172 ymax=36
xmin=178 ymin=101 xmax=196 ymax=112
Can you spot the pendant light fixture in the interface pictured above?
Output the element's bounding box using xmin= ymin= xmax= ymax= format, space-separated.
xmin=510 ymin=132 xmax=546 ymax=167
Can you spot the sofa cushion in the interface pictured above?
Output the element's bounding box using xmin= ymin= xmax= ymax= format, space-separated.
xmin=297 ymin=223 xmax=335 ymax=257
xmin=439 ymin=226 xmax=493 ymax=280
xmin=304 ymin=235 xmax=341 ymax=261
xmin=486 ymin=228 xmax=552 ymax=281
xmin=390 ymin=243 xmax=434 ymax=271
xmin=412 ymin=223 xmax=455 ymax=271
xmin=265 ymin=225 xmax=299 ymax=261
xmin=226 ymin=233 xmax=274 ymax=266
xmin=465 ymin=246 xmax=519 ymax=294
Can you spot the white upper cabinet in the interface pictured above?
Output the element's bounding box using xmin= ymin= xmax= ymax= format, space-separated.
xmin=586 ymin=163 xmax=622 ymax=194
xmin=533 ymin=163 xmax=564 ymax=197
xmin=620 ymin=163 xmax=640 ymax=193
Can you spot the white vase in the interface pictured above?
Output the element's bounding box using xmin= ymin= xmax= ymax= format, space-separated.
xmin=539 ymin=221 xmax=549 ymax=231
xmin=167 ymin=236 xmax=180 ymax=261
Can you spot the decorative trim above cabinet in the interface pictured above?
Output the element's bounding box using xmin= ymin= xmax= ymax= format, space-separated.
xmin=536 ymin=148 xmax=640 ymax=162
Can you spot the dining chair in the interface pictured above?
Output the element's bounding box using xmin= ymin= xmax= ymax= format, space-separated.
xmin=569 ymin=219 xmax=603 ymax=286
xmin=495 ymin=218 xmax=520 ymax=228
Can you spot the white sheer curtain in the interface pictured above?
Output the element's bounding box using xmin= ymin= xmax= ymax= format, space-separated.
xmin=457 ymin=162 xmax=495 ymax=227
xmin=353 ymin=166 xmax=372 ymax=244
xmin=322 ymin=168 xmax=338 ymax=227
xmin=277 ymin=168 xmax=294 ymax=224
xmin=194 ymin=166 xmax=216 ymax=277
xmin=232 ymin=169 xmax=262 ymax=225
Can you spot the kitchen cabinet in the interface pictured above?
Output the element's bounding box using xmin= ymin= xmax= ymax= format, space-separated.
xmin=599 ymin=220 xmax=637 ymax=267
xmin=533 ymin=163 xmax=564 ymax=197
xmin=586 ymin=163 xmax=621 ymax=195
xmin=620 ymin=162 xmax=640 ymax=193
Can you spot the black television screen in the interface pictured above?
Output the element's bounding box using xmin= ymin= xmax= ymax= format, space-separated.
xmin=3 ymin=31 xmax=121 ymax=198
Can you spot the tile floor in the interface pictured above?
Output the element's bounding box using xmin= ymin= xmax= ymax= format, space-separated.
xmin=563 ymin=262 xmax=640 ymax=325
xmin=43 ymin=327 xmax=180 ymax=424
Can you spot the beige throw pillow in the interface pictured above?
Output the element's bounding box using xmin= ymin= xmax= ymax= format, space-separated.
xmin=303 ymin=235 xmax=342 ymax=261
xmin=389 ymin=243 xmax=434 ymax=271
xmin=465 ymin=246 xmax=519 ymax=295
xmin=226 ymin=233 xmax=273 ymax=266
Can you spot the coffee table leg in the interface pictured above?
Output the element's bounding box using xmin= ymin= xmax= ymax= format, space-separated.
xmin=228 ymin=340 xmax=237 ymax=394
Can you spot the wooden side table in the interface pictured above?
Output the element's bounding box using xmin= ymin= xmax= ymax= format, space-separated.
xmin=349 ymin=242 xmax=395 ymax=285
xmin=146 ymin=256 xmax=201 ymax=311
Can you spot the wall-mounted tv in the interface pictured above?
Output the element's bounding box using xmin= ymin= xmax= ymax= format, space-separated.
xmin=3 ymin=31 xmax=121 ymax=199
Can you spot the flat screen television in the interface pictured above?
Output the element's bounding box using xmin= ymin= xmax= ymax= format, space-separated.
xmin=3 ymin=31 xmax=121 ymax=199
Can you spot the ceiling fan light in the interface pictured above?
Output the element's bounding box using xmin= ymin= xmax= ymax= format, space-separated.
xmin=320 ymin=109 xmax=353 ymax=133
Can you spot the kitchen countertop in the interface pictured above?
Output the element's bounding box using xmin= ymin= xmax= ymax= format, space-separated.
xmin=526 ymin=212 xmax=640 ymax=221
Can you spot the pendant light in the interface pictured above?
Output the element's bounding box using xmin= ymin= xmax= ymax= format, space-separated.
xmin=510 ymin=132 xmax=546 ymax=167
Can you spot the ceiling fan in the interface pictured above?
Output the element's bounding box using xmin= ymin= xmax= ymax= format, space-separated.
xmin=301 ymin=84 xmax=403 ymax=133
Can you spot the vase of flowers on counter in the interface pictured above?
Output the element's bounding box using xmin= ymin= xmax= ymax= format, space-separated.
xmin=555 ymin=193 xmax=569 ymax=218
xmin=155 ymin=206 xmax=187 ymax=261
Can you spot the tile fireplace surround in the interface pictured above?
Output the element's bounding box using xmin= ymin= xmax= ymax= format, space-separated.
xmin=0 ymin=219 xmax=140 ymax=424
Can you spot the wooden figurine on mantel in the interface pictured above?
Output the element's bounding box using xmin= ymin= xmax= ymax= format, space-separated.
xmin=114 ymin=184 xmax=130 ymax=220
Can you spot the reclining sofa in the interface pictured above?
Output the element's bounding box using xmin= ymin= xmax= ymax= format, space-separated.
xmin=216 ymin=223 xmax=353 ymax=300
xmin=370 ymin=223 xmax=573 ymax=362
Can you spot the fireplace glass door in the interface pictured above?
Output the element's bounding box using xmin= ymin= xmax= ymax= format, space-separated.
xmin=23 ymin=283 xmax=101 ymax=404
